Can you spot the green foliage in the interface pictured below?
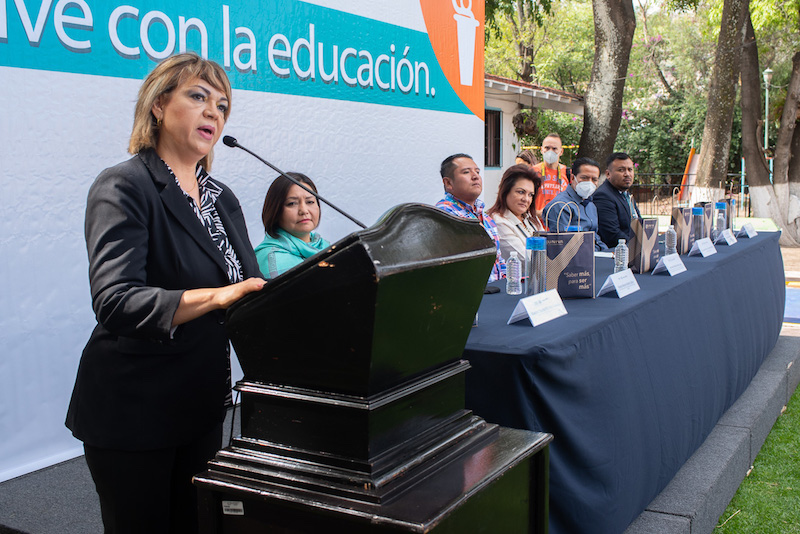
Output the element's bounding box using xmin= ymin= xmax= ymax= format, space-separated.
xmin=624 ymin=4 xmax=715 ymax=103
xmin=485 ymin=0 xmax=594 ymax=92
xmin=664 ymin=0 xmax=699 ymax=12
xmin=486 ymin=0 xmax=554 ymax=35
xmin=615 ymin=93 xmax=743 ymax=181
xmin=751 ymin=0 xmax=800 ymax=39
xmin=716 ymin=385 xmax=800 ymax=532
xmin=516 ymin=109 xmax=583 ymax=166
xmin=535 ymin=2 xmax=594 ymax=94
xmin=484 ymin=15 xmax=525 ymax=79
xmin=615 ymin=94 xmax=704 ymax=180
xmin=485 ymin=0 xmax=797 ymax=180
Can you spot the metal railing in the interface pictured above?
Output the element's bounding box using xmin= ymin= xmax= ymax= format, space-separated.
xmin=629 ymin=173 xmax=750 ymax=219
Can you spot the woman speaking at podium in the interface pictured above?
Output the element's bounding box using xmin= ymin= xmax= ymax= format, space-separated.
xmin=65 ymin=53 xmax=264 ymax=533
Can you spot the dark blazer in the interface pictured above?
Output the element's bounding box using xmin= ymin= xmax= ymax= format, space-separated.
xmin=593 ymin=179 xmax=641 ymax=249
xmin=66 ymin=148 xmax=261 ymax=450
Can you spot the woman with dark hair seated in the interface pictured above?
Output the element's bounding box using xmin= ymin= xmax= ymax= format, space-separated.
xmin=487 ymin=164 xmax=545 ymax=259
xmin=255 ymin=173 xmax=331 ymax=278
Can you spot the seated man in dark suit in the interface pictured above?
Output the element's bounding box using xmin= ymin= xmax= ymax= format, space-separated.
xmin=593 ymin=152 xmax=642 ymax=248
xmin=544 ymin=157 xmax=608 ymax=251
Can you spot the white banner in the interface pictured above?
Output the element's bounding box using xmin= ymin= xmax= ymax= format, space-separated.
xmin=0 ymin=0 xmax=485 ymax=481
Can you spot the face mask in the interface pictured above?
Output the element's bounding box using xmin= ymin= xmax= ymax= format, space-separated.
xmin=575 ymin=181 xmax=597 ymax=199
xmin=542 ymin=150 xmax=559 ymax=165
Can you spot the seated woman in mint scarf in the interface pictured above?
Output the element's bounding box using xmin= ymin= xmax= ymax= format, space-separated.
xmin=255 ymin=173 xmax=331 ymax=278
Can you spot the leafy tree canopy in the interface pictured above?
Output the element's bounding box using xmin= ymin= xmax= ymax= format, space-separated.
xmin=484 ymin=0 xmax=798 ymax=179
xmin=485 ymin=0 xmax=554 ymax=35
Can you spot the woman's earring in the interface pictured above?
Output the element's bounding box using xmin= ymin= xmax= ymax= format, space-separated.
xmin=156 ymin=117 xmax=162 ymax=127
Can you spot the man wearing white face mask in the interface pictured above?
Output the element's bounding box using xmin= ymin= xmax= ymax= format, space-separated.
xmin=544 ymin=157 xmax=609 ymax=251
xmin=532 ymin=133 xmax=569 ymax=218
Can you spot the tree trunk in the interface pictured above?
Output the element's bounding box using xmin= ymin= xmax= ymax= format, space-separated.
xmin=694 ymin=0 xmax=748 ymax=205
xmin=775 ymin=52 xmax=800 ymax=190
xmin=778 ymin=52 xmax=800 ymax=243
xmin=790 ymin=117 xmax=800 ymax=187
xmin=742 ymin=12 xmax=800 ymax=245
xmin=739 ymin=12 xmax=797 ymax=245
xmin=576 ymin=0 xmax=636 ymax=166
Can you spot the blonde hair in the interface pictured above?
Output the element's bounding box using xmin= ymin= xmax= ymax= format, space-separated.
xmin=129 ymin=53 xmax=232 ymax=171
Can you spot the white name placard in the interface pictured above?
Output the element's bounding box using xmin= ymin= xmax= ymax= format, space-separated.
xmin=689 ymin=237 xmax=717 ymax=257
xmin=737 ymin=223 xmax=758 ymax=238
xmin=597 ymin=269 xmax=640 ymax=298
xmin=507 ymin=289 xmax=568 ymax=326
xmin=652 ymin=253 xmax=687 ymax=276
xmin=714 ymin=228 xmax=738 ymax=245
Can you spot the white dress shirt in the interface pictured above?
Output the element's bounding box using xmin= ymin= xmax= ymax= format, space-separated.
xmin=491 ymin=209 xmax=545 ymax=260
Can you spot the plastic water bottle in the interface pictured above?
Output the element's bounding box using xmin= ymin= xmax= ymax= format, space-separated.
xmin=692 ymin=206 xmax=705 ymax=241
xmin=526 ymin=237 xmax=547 ymax=295
xmin=614 ymin=239 xmax=628 ymax=273
xmin=712 ymin=202 xmax=727 ymax=242
xmin=506 ymin=251 xmax=522 ymax=295
xmin=665 ymin=225 xmax=677 ymax=255
xmin=729 ymin=198 xmax=736 ymax=230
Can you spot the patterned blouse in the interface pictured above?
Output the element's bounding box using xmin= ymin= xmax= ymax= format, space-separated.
xmin=168 ymin=162 xmax=243 ymax=408
xmin=169 ymin=163 xmax=244 ymax=284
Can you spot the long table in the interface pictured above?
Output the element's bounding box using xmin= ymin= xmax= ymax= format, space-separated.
xmin=464 ymin=232 xmax=785 ymax=534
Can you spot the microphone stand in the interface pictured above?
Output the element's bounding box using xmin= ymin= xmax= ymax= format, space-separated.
xmin=222 ymin=135 xmax=367 ymax=230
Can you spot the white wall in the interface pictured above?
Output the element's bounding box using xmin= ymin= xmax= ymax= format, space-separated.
xmin=483 ymin=96 xmax=522 ymax=209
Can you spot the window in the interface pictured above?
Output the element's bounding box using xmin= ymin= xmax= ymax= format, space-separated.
xmin=485 ymin=109 xmax=501 ymax=168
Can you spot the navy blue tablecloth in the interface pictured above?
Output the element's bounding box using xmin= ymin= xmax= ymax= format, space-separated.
xmin=464 ymin=232 xmax=785 ymax=534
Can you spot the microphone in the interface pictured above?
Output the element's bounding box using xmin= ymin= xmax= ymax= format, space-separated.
xmin=222 ymin=135 xmax=367 ymax=229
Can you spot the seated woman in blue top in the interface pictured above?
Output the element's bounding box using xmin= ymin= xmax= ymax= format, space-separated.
xmin=255 ymin=173 xmax=331 ymax=278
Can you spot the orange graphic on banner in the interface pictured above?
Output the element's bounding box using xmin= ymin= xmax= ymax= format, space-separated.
xmin=420 ymin=0 xmax=485 ymax=120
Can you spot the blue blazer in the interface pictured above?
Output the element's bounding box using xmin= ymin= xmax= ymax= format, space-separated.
xmin=66 ymin=148 xmax=261 ymax=450
xmin=593 ymin=179 xmax=641 ymax=248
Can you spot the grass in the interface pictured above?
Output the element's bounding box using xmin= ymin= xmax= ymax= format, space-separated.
xmin=716 ymin=383 xmax=800 ymax=533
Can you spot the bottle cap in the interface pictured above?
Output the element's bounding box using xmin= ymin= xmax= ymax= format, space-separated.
xmin=668 ymin=224 xmax=675 ymax=229
xmin=715 ymin=202 xmax=726 ymax=209
xmin=528 ymin=237 xmax=546 ymax=251
xmin=509 ymin=251 xmax=518 ymax=259
xmin=692 ymin=207 xmax=704 ymax=215
xmin=618 ymin=239 xmax=626 ymax=245
xmin=566 ymin=226 xmax=581 ymax=232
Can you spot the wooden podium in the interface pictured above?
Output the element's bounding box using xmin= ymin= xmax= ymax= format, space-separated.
xmin=194 ymin=204 xmax=552 ymax=533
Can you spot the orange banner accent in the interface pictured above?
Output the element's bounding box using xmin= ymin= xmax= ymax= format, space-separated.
xmin=420 ymin=0 xmax=485 ymax=119
xmin=679 ymin=147 xmax=696 ymax=202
